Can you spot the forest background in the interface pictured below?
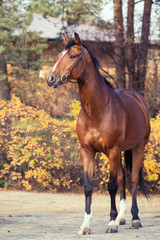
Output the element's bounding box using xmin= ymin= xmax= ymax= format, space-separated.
xmin=0 ymin=0 xmax=159 ymax=193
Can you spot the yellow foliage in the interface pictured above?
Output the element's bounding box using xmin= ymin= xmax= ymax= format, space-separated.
xmin=0 ymin=95 xmax=159 ymax=192
xmin=144 ymin=112 xmax=160 ymax=190
xmin=0 ymin=95 xmax=80 ymax=191
xmin=69 ymin=99 xmax=81 ymax=121
xmin=97 ymin=153 xmax=110 ymax=189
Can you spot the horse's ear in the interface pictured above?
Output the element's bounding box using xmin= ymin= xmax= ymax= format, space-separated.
xmin=63 ymin=34 xmax=69 ymax=45
xmin=74 ymin=32 xmax=81 ymax=46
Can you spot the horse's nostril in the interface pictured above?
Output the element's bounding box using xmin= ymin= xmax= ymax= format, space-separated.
xmin=47 ymin=75 xmax=56 ymax=87
xmin=47 ymin=75 xmax=55 ymax=85
xmin=49 ymin=75 xmax=54 ymax=82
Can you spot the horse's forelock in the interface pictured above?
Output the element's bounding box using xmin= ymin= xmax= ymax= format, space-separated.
xmin=65 ymin=40 xmax=76 ymax=50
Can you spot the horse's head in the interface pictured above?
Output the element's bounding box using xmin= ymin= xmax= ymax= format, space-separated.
xmin=47 ymin=33 xmax=84 ymax=88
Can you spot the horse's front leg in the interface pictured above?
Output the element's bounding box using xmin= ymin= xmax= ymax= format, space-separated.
xmin=78 ymin=146 xmax=95 ymax=235
xmin=106 ymin=147 xmax=121 ymax=233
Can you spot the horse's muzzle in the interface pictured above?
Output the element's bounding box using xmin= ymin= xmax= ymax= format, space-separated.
xmin=46 ymin=74 xmax=61 ymax=88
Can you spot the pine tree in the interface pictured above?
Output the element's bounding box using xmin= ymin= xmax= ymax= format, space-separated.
xmin=27 ymin=0 xmax=104 ymax=26
xmin=0 ymin=0 xmax=47 ymax=100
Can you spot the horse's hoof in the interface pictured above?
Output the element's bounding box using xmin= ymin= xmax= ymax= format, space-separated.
xmin=83 ymin=227 xmax=91 ymax=235
xmin=116 ymin=217 xmax=126 ymax=225
xmin=77 ymin=227 xmax=91 ymax=235
xmin=106 ymin=225 xmax=118 ymax=233
xmin=77 ymin=228 xmax=83 ymax=235
xmin=131 ymin=219 xmax=142 ymax=228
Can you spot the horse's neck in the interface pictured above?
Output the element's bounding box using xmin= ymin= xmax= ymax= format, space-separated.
xmin=78 ymin=67 xmax=111 ymax=118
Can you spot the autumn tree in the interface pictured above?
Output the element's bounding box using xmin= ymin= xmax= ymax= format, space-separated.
xmin=126 ymin=0 xmax=135 ymax=89
xmin=113 ymin=0 xmax=126 ymax=88
xmin=136 ymin=0 xmax=152 ymax=93
xmin=113 ymin=0 xmax=153 ymax=94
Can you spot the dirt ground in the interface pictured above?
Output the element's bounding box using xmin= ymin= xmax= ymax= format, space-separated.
xmin=0 ymin=191 xmax=160 ymax=240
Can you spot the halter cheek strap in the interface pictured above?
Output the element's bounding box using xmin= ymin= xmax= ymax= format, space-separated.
xmin=61 ymin=46 xmax=84 ymax=84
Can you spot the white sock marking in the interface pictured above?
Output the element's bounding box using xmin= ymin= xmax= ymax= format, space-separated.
xmin=78 ymin=212 xmax=92 ymax=235
xmin=108 ymin=220 xmax=117 ymax=226
xmin=117 ymin=199 xmax=127 ymax=220
xmin=80 ymin=212 xmax=92 ymax=229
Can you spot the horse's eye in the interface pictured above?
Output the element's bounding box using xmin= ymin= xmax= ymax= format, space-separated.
xmin=70 ymin=55 xmax=75 ymax=59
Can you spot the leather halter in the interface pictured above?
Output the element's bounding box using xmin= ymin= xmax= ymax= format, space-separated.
xmin=60 ymin=46 xmax=84 ymax=84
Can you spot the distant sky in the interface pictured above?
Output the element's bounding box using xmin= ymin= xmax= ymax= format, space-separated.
xmin=101 ymin=1 xmax=160 ymax=40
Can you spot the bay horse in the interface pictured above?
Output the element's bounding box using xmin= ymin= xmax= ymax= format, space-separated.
xmin=47 ymin=33 xmax=150 ymax=235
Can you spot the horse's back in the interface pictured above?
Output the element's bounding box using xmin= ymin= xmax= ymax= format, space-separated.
xmin=115 ymin=89 xmax=147 ymax=107
xmin=115 ymin=89 xmax=150 ymax=148
xmin=115 ymin=89 xmax=149 ymax=118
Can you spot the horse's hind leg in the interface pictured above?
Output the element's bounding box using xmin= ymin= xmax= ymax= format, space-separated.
xmin=116 ymin=164 xmax=127 ymax=225
xmin=131 ymin=143 xmax=145 ymax=228
xmin=78 ymin=146 xmax=95 ymax=235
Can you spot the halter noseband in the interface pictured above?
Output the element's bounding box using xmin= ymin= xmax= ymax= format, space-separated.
xmin=61 ymin=46 xmax=84 ymax=84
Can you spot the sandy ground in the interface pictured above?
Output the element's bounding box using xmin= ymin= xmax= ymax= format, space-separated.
xmin=0 ymin=191 xmax=160 ymax=240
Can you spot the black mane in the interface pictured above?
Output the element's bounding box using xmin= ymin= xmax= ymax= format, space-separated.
xmin=65 ymin=40 xmax=114 ymax=89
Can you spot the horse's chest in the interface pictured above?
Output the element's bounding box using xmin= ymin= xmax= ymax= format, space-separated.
xmin=84 ymin=128 xmax=108 ymax=152
xmin=77 ymin=114 xmax=120 ymax=152
xmin=85 ymin=128 xmax=102 ymax=142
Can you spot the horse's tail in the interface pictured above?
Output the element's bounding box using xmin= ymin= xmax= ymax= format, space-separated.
xmin=124 ymin=150 xmax=149 ymax=199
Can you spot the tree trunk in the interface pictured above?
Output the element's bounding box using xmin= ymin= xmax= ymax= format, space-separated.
xmin=153 ymin=49 xmax=158 ymax=92
xmin=136 ymin=0 xmax=152 ymax=94
xmin=113 ymin=0 xmax=126 ymax=88
xmin=126 ymin=0 xmax=135 ymax=89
